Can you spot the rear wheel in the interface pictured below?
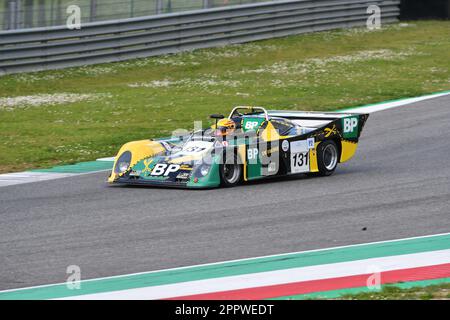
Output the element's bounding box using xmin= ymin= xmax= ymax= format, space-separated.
xmin=219 ymin=154 xmax=242 ymax=187
xmin=317 ymin=140 xmax=339 ymax=176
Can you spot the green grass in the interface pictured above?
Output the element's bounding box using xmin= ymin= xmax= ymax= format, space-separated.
xmin=336 ymin=282 xmax=450 ymax=300
xmin=0 ymin=20 xmax=449 ymax=173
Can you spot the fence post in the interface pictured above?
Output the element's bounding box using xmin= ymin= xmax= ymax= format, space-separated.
xmin=203 ymin=0 xmax=210 ymax=9
xmin=15 ymin=0 xmax=23 ymax=29
xmin=56 ymin=0 xmax=62 ymax=26
xmin=90 ymin=0 xmax=97 ymax=22
xmin=24 ymin=0 xmax=33 ymax=28
xmin=8 ymin=1 xmax=17 ymax=30
xmin=2 ymin=1 xmax=6 ymax=30
xmin=50 ymin=0 xmax=54 ymax=26
xmin=37 ymin=0 xmax=45 ymax=27
xmin=156 ymin=0 xmax=163 ymax=14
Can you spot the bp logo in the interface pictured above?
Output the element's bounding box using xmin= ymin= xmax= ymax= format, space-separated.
xmin=242 ymin=118 xmax=264 ymax=132
xmin=342 ymin=116 xmax=359 ymax=138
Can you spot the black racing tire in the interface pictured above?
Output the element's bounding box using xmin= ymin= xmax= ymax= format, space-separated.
xmin=219 ymin=153 xmax=243 ymax=187
xmin=316 ymin=140 xmax=339 ymax=176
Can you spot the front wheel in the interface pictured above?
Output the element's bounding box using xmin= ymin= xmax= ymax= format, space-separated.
xmin=317 ymin=140 xmax=339 ymax=176
xmin=219 ymin=154 xmax=242 ymax=187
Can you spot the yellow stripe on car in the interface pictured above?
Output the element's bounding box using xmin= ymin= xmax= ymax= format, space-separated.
xmin=309 ymin=142 xmax=320 ymax=173
xmin=340 ymin=140 xmax=358 ymax=163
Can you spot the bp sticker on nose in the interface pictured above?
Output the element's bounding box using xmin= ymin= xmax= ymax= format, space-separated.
xmin=342 ymin=116 xmax=359 ymax=139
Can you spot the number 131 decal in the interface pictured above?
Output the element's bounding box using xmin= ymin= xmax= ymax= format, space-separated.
xmin=291 ymin=151 xmax=309 ymax=173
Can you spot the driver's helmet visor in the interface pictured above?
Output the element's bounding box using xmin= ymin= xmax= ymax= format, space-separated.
xmin=215 ymin=126 xmax=235 ymax=136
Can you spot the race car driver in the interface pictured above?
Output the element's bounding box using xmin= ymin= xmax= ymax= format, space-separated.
xmin=214 ymin=118 xmax=237 ymax=137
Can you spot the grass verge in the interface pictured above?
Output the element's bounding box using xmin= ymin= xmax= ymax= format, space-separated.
xmin=0 ymin=20 xmax=449 ymax=173
xmin=335 ymin=282 xmax=450 ymax=300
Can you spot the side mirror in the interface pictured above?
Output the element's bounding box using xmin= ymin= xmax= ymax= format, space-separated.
xmin=209 ymin=114 xmax=224 ymax=120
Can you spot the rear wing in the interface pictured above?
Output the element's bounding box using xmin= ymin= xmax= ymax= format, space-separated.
xmin=268 ymin=110 xmax=369 ymax=141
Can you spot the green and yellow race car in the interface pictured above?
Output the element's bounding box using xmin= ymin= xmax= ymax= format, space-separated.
xmin=108 ymin=106 xmax=369 ymax=188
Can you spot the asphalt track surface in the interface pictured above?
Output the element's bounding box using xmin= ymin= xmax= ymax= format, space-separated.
xmin=1 ymin=96 xmax=450 ymax=291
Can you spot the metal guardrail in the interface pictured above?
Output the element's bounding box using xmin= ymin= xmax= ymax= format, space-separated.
xmin=0 ymin=0 xmax=400 ymax=75
xmin=1 ymin=0 xmax=276 ymax=30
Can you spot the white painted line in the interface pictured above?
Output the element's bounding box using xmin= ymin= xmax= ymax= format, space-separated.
xmin=57 ymin=249 xmax=450 ymax=300
xmin=96 ymin=157 xmax=115 ymax=162
xmin=1 ymin=232 xmax=449 ymax=295
xmin=0 ymin=172 xmax=77 ymax=187
xmin=339 ymin=91 xmax=450 ymax=114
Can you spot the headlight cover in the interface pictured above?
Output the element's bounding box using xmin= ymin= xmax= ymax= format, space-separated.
xmin=200 ymin=164 xmax=211 ymax=177
xmin=193 ymin=160 xmax=212 ymax=178
xmin=114 ymin=151 xmax=132 ymax=174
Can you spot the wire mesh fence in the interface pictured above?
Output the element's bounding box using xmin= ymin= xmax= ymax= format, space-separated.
xmin=0 ymin=0 xmax=279 ymax=30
